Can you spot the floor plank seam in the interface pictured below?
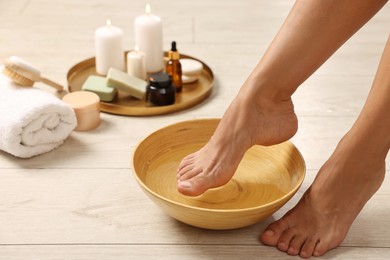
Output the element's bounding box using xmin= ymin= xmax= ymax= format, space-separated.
xmin=0 ymin=243 xmax=389 ymax=249
xmin=0 ymin=243 xmax=262 ymax=246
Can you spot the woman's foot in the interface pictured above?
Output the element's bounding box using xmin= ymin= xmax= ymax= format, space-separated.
xmin=176 ymin=92 xmax=298 ymax=196
xmin=260 ymin=134 xmax=386 ymax=258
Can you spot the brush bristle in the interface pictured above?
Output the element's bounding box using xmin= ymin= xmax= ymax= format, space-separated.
xmin=2 ymin=67 xmax=35 ymax=86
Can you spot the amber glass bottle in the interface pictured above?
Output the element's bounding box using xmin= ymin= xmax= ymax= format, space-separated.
xmin=165 ymin=41 xmax=182 ymax=92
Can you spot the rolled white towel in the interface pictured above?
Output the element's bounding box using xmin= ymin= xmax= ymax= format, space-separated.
xmin=0 ymin=70 xmax=77 ymax=158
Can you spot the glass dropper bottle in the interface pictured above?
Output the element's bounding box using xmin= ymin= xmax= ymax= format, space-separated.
xmin=165 ymin=41 xmax=182 ymax=92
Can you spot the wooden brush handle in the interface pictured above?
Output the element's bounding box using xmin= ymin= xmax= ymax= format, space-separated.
xmin=5 ymin=57 xmax=64 ymax=92
xmin=40 ymin=77 xmax=64 ymax=92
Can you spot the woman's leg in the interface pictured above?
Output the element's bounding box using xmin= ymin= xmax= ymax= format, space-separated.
xmin=261 ymin=35 xmax=390 ymax=258
xmin=176 ymin=0 xmax=387 ymax=196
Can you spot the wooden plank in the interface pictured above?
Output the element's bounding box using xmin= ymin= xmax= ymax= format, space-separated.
xmin=0 ymin=115 xmax=387 ymax=170
xmin=0 ymin=169 xmax=389 ymax=249
xmin=0 ymin=245 xmax=389 ymax=260
xmin=0 ymin=115 xmax=390 ymax=169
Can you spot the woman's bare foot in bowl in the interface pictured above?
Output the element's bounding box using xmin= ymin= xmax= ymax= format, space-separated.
xmin=176 ymin=92 xmax=298 ymax=196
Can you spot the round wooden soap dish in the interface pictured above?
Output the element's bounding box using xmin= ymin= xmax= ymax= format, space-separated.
xmin=67 ymin=52 xmax=214 ymax=116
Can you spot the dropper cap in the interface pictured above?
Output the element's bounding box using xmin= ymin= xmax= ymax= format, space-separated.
xmin=168 ymin=41 xmax=180 ymax=60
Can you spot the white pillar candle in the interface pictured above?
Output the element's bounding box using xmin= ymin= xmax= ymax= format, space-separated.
xmin=127 ymin=46 xmax=147 ymax=80
xmin=134 ymin=4 xmax=164 ymax=73
xmin=95 ymin=20 xmax=125 ymax=75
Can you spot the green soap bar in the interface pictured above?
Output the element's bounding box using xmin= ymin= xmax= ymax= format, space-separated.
xmin=106 ymin=68 xmax=147 ymax=100
xmin=81 ymin=75 xmax=117 ymax=102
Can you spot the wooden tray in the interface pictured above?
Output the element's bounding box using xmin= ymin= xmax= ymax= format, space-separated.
xmin=67 ymin=52 xmax=214 ymax=116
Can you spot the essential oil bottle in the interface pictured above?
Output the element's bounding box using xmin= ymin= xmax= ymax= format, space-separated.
xmin=165 ymin=41 xmax=182 ymax=92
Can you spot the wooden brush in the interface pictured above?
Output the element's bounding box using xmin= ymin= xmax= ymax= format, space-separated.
xmin=2 ymin=56 xmax=64 ymax=92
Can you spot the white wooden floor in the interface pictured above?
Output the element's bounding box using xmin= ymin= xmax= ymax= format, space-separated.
xmin=0 ymin=0 xmax=389 ymax=259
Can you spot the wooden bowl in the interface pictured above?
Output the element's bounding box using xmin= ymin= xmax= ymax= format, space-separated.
xmin=132 ymin=119 xmax=305 ymax=230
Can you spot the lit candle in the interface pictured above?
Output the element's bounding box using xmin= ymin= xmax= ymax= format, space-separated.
xmin=134 ymin=4 xmax=164 ymax=73
xmin=127 ymin=46 xmax=147 ymax=80
xmin=95 ymin=19 xmax=125 ymax=75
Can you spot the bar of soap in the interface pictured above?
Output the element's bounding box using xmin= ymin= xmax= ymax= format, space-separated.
xmin=107 ymin=68 xmax=147 ymax=100
xmin=180 ymin=59 xmax=203 ymax=77
xmin=81 ymin=75 xmax=117 ymax=102
xmin=182 ymin=74 xmax=199 ymax=84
